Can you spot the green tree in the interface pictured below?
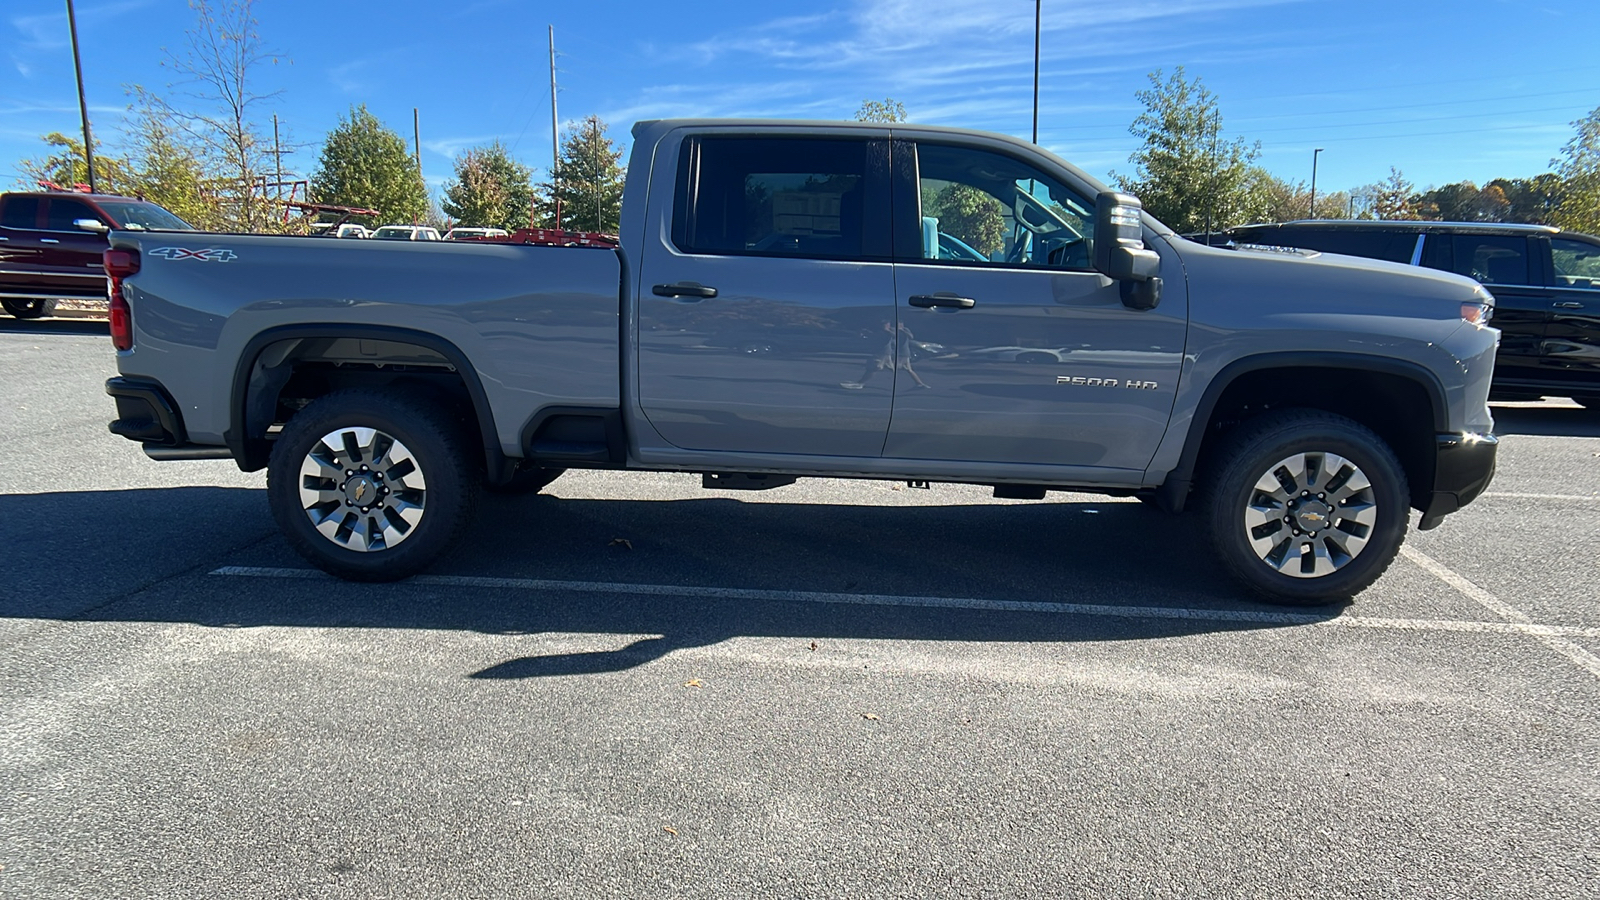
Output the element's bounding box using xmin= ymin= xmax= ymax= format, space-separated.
xmin=17 ymin=132 xmax=136 ymax=194
xmin=1552 ymin=105 xmax=1600 ymax=234
xmin=1488 ymin=174 xmax=1563 ymax=224
xmin=143 ymin=0 xmax=286 ymax=232
xmin=441 ymin=142 xmax=534 ymax=230
xmin=927 ymin=184 xmax=1005 ymax=256
xmin=534 ymin=116 xmax=625 ymax=232
xmin=854 ymin=98 xmax=908 ymax=123
xmin=310 ymin=105 xmax=427 ymax=224
xmin=1115 ymin=68 xmax=1261 ymax=232
xmin=1353 ymin=167 xmax=1418 ymax=220
xmin=123 ymin=97 xmax=219 ymax=228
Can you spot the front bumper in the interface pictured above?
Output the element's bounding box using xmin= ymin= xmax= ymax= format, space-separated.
xmin=1417 ymin=432 xmax=1498 ymax=530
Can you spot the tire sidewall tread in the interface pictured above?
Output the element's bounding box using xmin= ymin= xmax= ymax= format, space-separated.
xmin=267 ymin=388 xmax=481 ymax=582
xmin=1199 ymin=409 xmax=1409 ymax=606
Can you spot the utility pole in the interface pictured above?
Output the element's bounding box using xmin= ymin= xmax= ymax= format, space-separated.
xmin=549 ymin=25 xmax=562 ymax=230
xmin=65 ymin=0 xmax=96 ymax=192
xmin=1031 ymin=0 xmax=1041 ymax=144
xmin=273 ymin=114 xmax=283 ymax=203
xmin=1310 ymin=147 xmax=1324 ymax=219
xmin=413 ymin=108 xmax=424 ymax=226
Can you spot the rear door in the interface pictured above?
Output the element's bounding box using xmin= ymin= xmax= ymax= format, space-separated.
xmin=0 ymin=196 xmax=48 ymax=292
xmin=883 ymin=139 xmax=1185 ymax=471
xmin=39 ymin=195 xmax=111 ymax=298
xmin=635 ymin=131 xmax=898 ymax=457
xmin=1542 ymin=235 xmax=1600 ymax=392
xmin=1445 ymin=233 xmax=1548 ymax=390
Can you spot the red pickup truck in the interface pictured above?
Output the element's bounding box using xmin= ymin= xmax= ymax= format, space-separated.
xmin=0 ymin=191 xmax=193 ymax=318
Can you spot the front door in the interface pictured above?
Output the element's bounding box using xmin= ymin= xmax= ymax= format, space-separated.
xmin=884 ymin=141 xmax=1185 ymax=472
xmin=636 ymin=133 xmax=898 ymax=457
xmin=39 ymin=196 xmax=111 ymax=298
xmin=1542 ymin=235 xmax=1600 ymax=392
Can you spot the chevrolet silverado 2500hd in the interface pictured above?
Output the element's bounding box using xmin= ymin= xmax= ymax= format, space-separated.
xmin=102 ymin=119 xmax=1500 ymax=604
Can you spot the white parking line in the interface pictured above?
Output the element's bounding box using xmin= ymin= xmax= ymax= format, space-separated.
xmin=210 ymin=566 xmax=1600 ymax=640
xmin=1401 ymin=546 xmax=1600 ymax=680
xmin=1481 ymin=492 xmax=1600 ymax=502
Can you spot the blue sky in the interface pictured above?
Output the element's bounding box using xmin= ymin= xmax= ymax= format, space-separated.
xmin=4 ymin=0 xmax=1598 ymax=200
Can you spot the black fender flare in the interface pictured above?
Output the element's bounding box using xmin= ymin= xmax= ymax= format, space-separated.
xmin=224 ymin=323 xmax=509 ymax=481
xmin=1155 ymin=351 xmax=1449 ymax=511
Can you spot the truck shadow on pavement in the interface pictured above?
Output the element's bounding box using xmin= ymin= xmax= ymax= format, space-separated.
xmin=0 ymin=486 xmax=1351 ymax=679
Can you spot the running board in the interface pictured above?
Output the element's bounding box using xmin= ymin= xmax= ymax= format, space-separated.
xmin=143 ymin=443 xmax=235 ymax=461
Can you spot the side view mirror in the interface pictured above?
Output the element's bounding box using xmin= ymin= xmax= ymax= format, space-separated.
xmin=1093 ymin=192 xmax=1162 ymax=310
xmin=74 ymin=218 xmax=109 ymax=234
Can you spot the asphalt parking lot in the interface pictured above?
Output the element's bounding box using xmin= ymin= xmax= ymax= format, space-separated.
xmin=2 ymin=323 xmax=1598 ymax=899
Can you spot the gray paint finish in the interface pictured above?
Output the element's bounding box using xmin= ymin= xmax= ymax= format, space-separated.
xmin=111 ymin=235 xmax=622 ymax=453
xmin=111 ymin=118 xmax=1497 ymax=495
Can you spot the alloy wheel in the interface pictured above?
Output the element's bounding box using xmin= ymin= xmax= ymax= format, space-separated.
xmin=297 ymin=426 xmax=427 ymax=552
xmin=1242 ymin=451 xmax=1378 ymax=578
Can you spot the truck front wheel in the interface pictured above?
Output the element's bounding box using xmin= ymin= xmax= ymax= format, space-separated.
xmin=2 ymin=298 xmax=48 ymax=319
xmin=267 ymin=389 xmax=481 ymax=581
xmin=1200 ymin=410 xmax=1408 ymax=605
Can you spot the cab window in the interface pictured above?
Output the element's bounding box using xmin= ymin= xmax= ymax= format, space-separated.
xmin=672 ymin=136 xmax=889 ymax=261
xmin=1 ymin=196 xmax=41 ymax=228
xmin=1551 ymin=237 xmax=1600 ymax=288
xmin=907 ymin=142 xmax=1094 ymax=269
xmin=46 ymin=197 xmax=99 ymax=231
xmin=1452 ymin=235 xmax=1529 ymax=285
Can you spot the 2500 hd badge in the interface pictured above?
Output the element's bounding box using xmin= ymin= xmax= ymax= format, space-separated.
xmin=1056 ymin=376 xmax=1160 ymax=389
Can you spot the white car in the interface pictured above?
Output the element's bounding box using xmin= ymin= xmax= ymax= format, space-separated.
xmin=443 ymin=227 xmax=509 ymax=241
xmin=333 ymin=224 xmax=371 ymax=239
xmin=370 ymin=225 xmax=442 ymax=241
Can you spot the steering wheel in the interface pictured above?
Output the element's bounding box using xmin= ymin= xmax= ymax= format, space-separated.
xmin=1047 ymin=237 xmax=1089 ymax=269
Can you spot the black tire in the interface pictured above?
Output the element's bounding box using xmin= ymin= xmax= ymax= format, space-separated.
xmin=484 ymin=466 xmax=566 ymax=495
xmin=2 ymin=298 xmax=48 ymax=319
xmin=267 ymin=389 xmax=481 ymax=581
xmin=1198 ymin=409 xmax=1408 ymax=606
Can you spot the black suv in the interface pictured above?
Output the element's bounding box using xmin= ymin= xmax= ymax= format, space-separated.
xmin=1206 ymin=220 xmax=1600 ymax=406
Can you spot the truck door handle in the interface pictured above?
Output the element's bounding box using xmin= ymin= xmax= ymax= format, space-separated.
xmin=909 ymin=293 xmax=976 ymax=309
xmin=40 ymin=238 xmax=60 ymax=244
xmin=1553 ymin=301 xmax=1584 ymax=309
xmin=652 ymin=282 xmax=717 ymax=299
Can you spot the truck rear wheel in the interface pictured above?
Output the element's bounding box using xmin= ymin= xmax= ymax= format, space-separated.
xmin=1200 ymin=410 xmax=1408 ymax=605
xmin=2 ymin=298 xmax=48 ymax=319
xmin=267 ymin=389 xmax=480 ymax=581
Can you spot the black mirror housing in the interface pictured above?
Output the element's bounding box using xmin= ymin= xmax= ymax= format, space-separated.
xmin=1093 ymin=191 xmax=1162 ymax=309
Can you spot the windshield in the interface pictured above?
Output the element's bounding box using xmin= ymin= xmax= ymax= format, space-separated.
xmin=96 ymin=200 xmax=194 ymax=231
xmin=371 ymin=227 xmax=413 ymax=240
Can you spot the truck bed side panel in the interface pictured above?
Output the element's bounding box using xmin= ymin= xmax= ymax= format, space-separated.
xmin=112 ymin=234 xmax=621 ymax=455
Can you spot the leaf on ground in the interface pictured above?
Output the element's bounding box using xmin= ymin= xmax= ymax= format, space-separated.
xmin=683 ymin=679 xmax=703 ymax=688
xmin=608 ymin=537 xmax=633 ymax=549
xmin=809 ymin=641 xmax=818 ymax=651
xmin=861 ymin=712 xmax=879 ymax=721
xmin=662 ymin=826 xmax=678 ymax=835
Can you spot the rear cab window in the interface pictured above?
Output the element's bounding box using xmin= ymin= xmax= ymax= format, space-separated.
xmin=1451 ymin=235 xmax=1530 ymax=286
xmin=672 ymin=136 xmax=890 ymax=261
xmin=1 ymin=196 xmax=42 ymax=229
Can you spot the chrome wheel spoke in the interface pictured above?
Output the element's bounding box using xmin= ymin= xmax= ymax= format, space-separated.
xmin=298 ymin=426 xmax=426 ymax=554
xmin=1242 ymin=450 xmax=1379 ymax=579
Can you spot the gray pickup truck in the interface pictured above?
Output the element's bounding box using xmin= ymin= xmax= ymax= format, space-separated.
xmin=102 ymin=119 xmax=1500 ymax=604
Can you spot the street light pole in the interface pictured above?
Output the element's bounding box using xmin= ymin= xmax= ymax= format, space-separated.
xmin=1309 ymin=147 xmax=1324 ymax=219
xmin=66 ymin=0 xmax=96 ymax=193
xmin=1031 ymin=0 xmax=1040 ymax=144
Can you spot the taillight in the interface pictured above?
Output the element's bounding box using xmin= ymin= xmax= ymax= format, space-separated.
xmin=104 ymin=249 xmax=139 ymax=351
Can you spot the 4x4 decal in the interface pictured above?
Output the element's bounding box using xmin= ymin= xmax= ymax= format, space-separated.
xmin=148 ymin=247 xmax=237 ymax=262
